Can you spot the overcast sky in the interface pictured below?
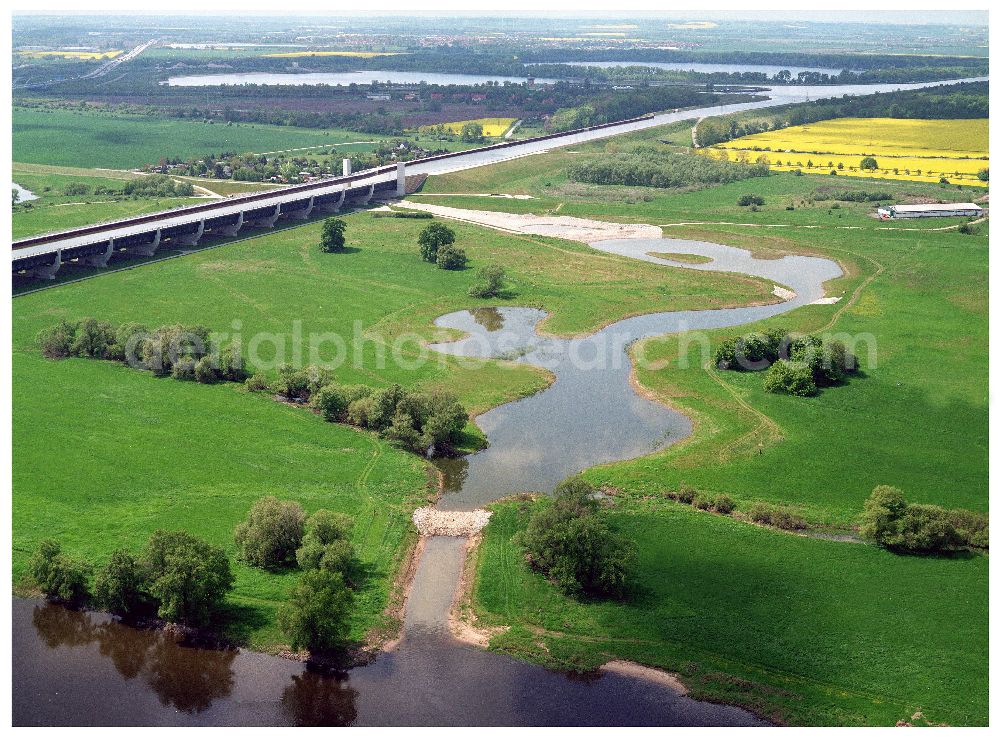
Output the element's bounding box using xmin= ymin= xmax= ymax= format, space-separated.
xmin=9 ymin=2 xmax=990 ymax=26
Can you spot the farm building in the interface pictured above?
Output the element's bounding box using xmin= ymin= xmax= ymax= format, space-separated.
xmin=877 ymin=203 xmax=983 ymax=219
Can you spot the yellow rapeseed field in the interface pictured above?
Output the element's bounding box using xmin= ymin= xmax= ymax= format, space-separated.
xmin=704 ymin=118 xmax=988 ymax=186
xmin=420 ymin=118 xmax=518 ymax=138
xmin=263 ymin=51 xmax=401 ymax=58
xmin=18 ymin=49 xmax=122 ymax=60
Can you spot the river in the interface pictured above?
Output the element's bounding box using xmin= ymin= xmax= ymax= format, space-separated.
xmin=540 ymin=60 xmax=846 ymax=77
xmin=12 ymin=77 xmax=980 ymax=726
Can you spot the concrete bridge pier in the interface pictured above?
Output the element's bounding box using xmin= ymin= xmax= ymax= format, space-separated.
xmin=245 ymin=204 xmax=282 ymax=228
xmin=286 ymin=196 xmax=315 ymax=220
xmin=30 ymin=250 xmax=62 ymax=280
xmin=218 ymin=212 xmax=244 ymax=237
xmin=348 ymin=184 xmax=374 ymax=207
xmin=173 ymin=219 xmax=205 ymax=247
xmin=83 ymin=240 xmax=115 ymax=268
xmin=131 ymin=230 xmax=161 ymax=257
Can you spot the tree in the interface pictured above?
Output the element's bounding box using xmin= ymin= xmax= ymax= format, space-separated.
xmin=859 ymin=485 xmax=908 ymax=547
xmin=311 ymin=384 xmax=351 ymax=422
xmin=515 ymin=479 xmax=635 ymax=599
xmin=762 ymin=360 xmax=817 ymax=396
xmin=94 ymin=548 xmax=148 ymax=618
xmin=977 ymin=168 xmax=989 ymax=182
xmin=320 ymin=218 xmax=347 ymax=253
xmin=296 ymin=510 xmax=359 ymax=585
xmin=13 ymin=188 xmax=20 ymax=206
xmin=141 ymin=530 xmax=234 ymax=626
xmin=468 ymin=264 xmax=507 ymax=298
xmin=435 ymin=244 xmax=467 ymax=270
xmin=460 ymin=122 xmax=484 ymax=143
xmin=29 ymin=539 xmax=91 ymax=606
xmin=859 ymin=156 xmax=879 ymax=171
xmin=418 ymin=223 xmax=455 ymax=262
xmin=278 ymin=569 xmax=354 ymax=655
xmin=234 ymin=496 xmax=307 ymax=569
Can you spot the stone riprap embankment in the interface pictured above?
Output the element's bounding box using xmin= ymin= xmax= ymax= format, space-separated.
xmin=413 ymin=507 xmax=491 ymax=537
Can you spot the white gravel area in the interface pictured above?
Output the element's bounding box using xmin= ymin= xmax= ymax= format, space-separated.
xmin=413 ymin=507 xmax=492 ymax=537
xmin=399 ymin=201 xmax=662 ymax=243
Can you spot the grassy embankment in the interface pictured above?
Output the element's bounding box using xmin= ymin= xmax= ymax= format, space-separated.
xmin=12 ymin=209 xmax=768 ymax=651
xmin=416 ymin=123 xmax=988 ymax=725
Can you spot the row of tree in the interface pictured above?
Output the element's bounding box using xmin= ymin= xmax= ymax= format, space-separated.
xmin=234 ymin=497 xmax=360 ymax=655
xmin=569 ymin=146 xmax=770 ymax=189
xmin=37 ymin=318 xmax=247 ymax=384
xmin=860 ymin=486 xmax=987 ymax=554
xmin=715 ymin=328 xmax=859 ymax=397
xmin=697 ymin=82 xmax=988 ymax=148
xmin=30 ymin=531 xmax=233 ymax=626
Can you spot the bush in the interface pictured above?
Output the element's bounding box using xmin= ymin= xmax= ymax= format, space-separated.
xmin=37 ymin=320 xmax=78 ymax=359
xmin=435 ymin=244 xmax=467 ymax=270
xmin=234 ymin=496 xmax=307 ymax=569
xmin=418 ymin=223 xmax=456 ymax=262
xmin=142 ymin=324 xmax=210 ymax=375
xmin=70 ymin=317 xmax=116 ymax=359
xmin=468 ymin=264 xmax=507 ymax=298
xmin=109 ymin=322 xmax=149 ymax=363
xmin=141 ymin=530 xmax=234 ymax=626
xmin=672 ymin=484 xmax=697 ymax=504
xmin=737 ymin=193 xmax=765 ymax=207
xmin=245 ymin=373 xmax=272 ymax=392
xmin=763 ymin=360 xmax=817 ymax=397
xmin=29 ymin=539 xmax=91 ymax=605
xmin=194 ymin=356 xmax=219 ymax=383
xmin=711 ymin=494 xmax=736 ymax=515
xmin=171 ymin=356 xmax=197 ymax=381
xmin=94 ymin=548 xmax=148 ymax=618
xmin=28 ymin=539 xmax=91 ymax=605
xmin=692 ymin=493 xmax=713 ymax=510
xmin=216 ymin=347 xmax=248 ymax=382
xmin=897 ymin=504 xmax=964 ymax=553
xmin=345 ymin=384 xmax=466 ymax=455
xmin=747 ymin=502 xmax=807 ymax=530
xmin=275 ymin=365 xmax=313 ymax=401
xmin=296 ymin=510 xmax=358 ymax=585
xmin=859 ymin=486 xmax=967 ymax=554
xmin=320 ymin=217 xmax=347 ymax=253
xmin=860 ymin=156 xmax=879 ymax=171
xmin=947 ymin=508 xmax=989 ymax=549
xmin=311 ymin=384 xmax=352 ymax=422
xmin=278 ymin=569 xmax=354 ymax=655
xmin=516 ymin=479 xmax=635 ymax=599
xmin=859 ymin=485 xmax=908 ymax=547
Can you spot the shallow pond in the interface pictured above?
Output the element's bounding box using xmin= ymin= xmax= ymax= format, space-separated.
xmin=430 ymin=238 xmax=841 ymax=509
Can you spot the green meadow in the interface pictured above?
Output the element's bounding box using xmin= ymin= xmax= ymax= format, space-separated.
xmin=11 ymin=116 xmax=987 ymax=723
xmin=12 ymin=107 xmax=383 ymax=169
xmin=421 ymin=124 xmax=987 ymax=724
xmin=475 ymin=500 xmax=987 ymax=726
xmin=12 ymin=207 xmax=766 ymax=649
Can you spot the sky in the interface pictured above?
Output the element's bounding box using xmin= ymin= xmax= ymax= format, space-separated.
xmin=8 ymin=2 xmax=990 ymax=26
